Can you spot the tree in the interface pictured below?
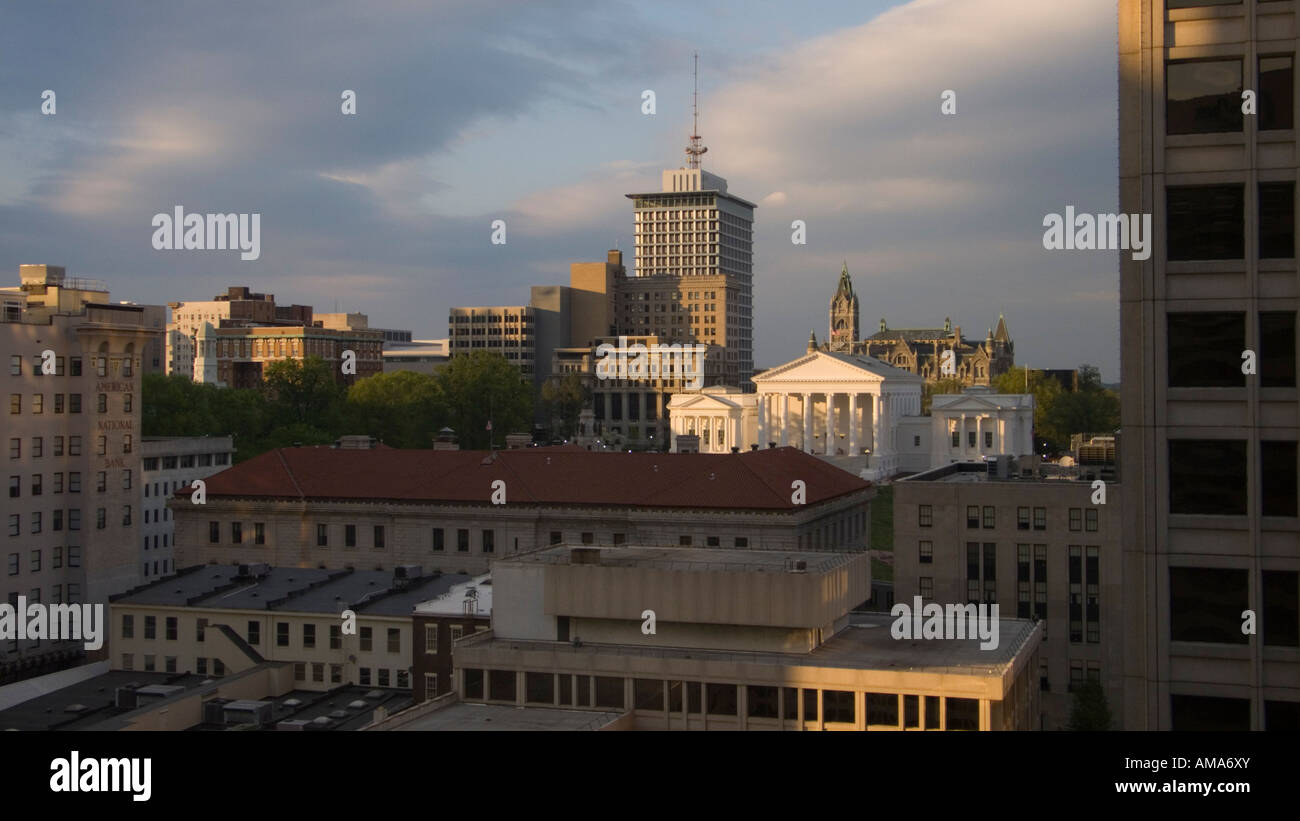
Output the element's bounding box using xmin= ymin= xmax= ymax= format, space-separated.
xmin=435 ymin=351 xmax=533 ymax=450
xmin=262 ymin=356 xmax=346 ymax=429
xmin=344 ymin=370 xmax=447 ymax=448
xmin=540 ymin=372 xmax=590 ymax=438
xmin=992 ymin=366 xmax=1066 ymax=454
xmin=921 ymin=377 xmax=967 ymax=414
xmin=1066 ymin=679 xmax=1113 ymax=730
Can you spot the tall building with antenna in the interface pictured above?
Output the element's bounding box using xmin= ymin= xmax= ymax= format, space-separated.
xmin=621 ymin=54 xmax=756 ymax=388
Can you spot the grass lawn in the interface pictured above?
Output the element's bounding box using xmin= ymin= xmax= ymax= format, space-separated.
xmin=870 ymin=484 xmax=894 ymax=552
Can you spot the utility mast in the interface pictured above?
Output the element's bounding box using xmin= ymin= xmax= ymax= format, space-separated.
xmin=685 ymin=52 xmax=708 ymax=169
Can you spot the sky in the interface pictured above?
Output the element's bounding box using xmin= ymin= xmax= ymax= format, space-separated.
xmin=0 ymin=0 xmax=1121 ymax=379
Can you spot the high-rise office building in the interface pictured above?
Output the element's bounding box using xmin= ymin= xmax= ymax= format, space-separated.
xmin=1120 ymin=0 xmax=1299 ymax=730
xmin=625 ymin=166 xmax=755 ymax=388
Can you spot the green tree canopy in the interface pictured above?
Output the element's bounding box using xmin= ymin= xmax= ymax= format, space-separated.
xmin=921 ymin=377 xmax=967 ymax=414
xmin=263 ymin=356 xmax=346 ymax=429
xmin=435 ymin=351 xmax=533 ymax=449
xmin=1066 ymin=679 xmax=1114 ymax=730
xmin=344 ymin=370 xmax=447 ymax=448
xmin=540 ymin=372 xmax=590 ymax=438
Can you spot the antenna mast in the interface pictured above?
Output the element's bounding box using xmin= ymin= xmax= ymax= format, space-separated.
xmin=686 ymin=52 xmax=708 ymax=169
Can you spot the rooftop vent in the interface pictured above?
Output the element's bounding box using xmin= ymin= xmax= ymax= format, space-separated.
xmin=237 ymin=562 xmax=270 ymax=580
xmin=785 ymin=558 xmax=808 ymax=574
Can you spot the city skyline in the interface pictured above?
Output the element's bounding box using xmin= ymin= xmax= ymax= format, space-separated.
xmin=0 ymin=0 xmax=1120 ymax=379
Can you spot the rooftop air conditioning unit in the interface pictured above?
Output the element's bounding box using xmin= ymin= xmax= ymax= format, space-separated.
xmin=237 ymin=562 xmax=270 ymax=579
xmin=785 ymin=559 xmax=808 ymax=574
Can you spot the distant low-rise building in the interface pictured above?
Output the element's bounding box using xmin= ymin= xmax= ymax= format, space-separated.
xmin=412 ymin=573 xmax=490 ymax=701
xmin=140 ymin=436 xmax=234 ymax=581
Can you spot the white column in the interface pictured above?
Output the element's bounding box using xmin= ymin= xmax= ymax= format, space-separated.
xmin=960 ymin=413 xmax=967 ymax=459
xmin=803 ymin=393 xmax=813 ymax=452
xmin=848 ymin=393 xmax=859 ymax=454
xmin=779 ymin=394 xmax=789 ymax=447
xmin=757 ymin=395 xmax=767 ymax=449
xmin=872 ymin=394 xmax=882 ymax=455
xmin=824 ymin=394 xmax=835 ymax=455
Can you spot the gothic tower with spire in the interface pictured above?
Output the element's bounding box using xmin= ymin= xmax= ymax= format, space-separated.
xmin=828 ymin=262 xmax=859 ymax=353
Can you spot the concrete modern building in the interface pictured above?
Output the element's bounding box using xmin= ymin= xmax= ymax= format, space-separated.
xmin=170 ymin=445 xmax=877 ymax=577
xmin=2 ymin=265 xmax=161 ymax=681
xmin=626 ymin=168 xmax=756 ymax=388
xmin=140 ymin=436 xmax=234 ymax=581
xmin=893 ymin=461 xmax=1122 ymax=729
xmin=447 ymin=305 xmax=537 ymax=381
xmin=443 ymin=544 xmax=1042 ymax=731
xmin=1120 ymin=0 xmax=1300 ymax=730
xmin=381 ymin=339 xmax=449 ymax=375
xmin=826 ymin=264 xmax=1014 ymax=386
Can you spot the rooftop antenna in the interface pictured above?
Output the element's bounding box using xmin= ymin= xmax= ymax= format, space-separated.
xmin=686 ymin=52 xmax=708 ymax=169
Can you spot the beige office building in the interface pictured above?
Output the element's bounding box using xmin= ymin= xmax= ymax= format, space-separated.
xmin=2 ymin=264 xmax=160 ymax=677
xmin=441 ymin=545 xmax=1041 ymax=731
xmin=1120 ymin=0 xmax=1299 ymax=730
xmin=893 ymin=462 xmax=1122 ymax=729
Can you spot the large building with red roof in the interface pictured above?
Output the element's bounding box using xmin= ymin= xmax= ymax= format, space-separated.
xmin=170 ymin=445 xmax=875 ymax=576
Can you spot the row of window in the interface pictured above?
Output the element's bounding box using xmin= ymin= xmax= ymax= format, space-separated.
xmin=6 ymin=547 xmax=81 ymax=575
xmin=8 ymin=510 xmax=98 ymax=536
xmin=923 ymin=504 xmax=1098 ymax=531
xmin=1166 ymin=54 xmax=1292 ymax=135
xmin=9 ymin=434 xmax=133 ymax=458
xmin=1168 ymin=183 xmax=1296 ymax=261
xmin=8 ymin=354 xmax=127 ymax=378
xmin=9 ymin=393 xmax=133 ymax=414
xmin=142 ymin=452 xmax=229 ymax=471
xmin=463 ymin=670 xmax=983 ymax=730
xmin=294 ymin=661 xmax=409 ymax=688
xmin=120 ymin=654 xmax=223 ymax=675
xmin=2 ymin=586 xmax=81 ymax=653
xmin=1170 ymin=439 xmax=1297 ymax=516
xmin=10 ymin=470 xmax=132 ymax=498
xmin=121 ymin=615 xmax=406 ymax=653
xmin=1171 ymin=567 xmax=1299 ymax=646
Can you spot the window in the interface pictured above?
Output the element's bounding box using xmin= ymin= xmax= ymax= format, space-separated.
xmin=1259 ymin=55 xmax=1294 ymax=131
xmin=331 ymin=665 xmax=343 ymax=684
xmin=1262 ymin=570 xmax=1299 ymax=648
xmin=54 ymin=437 xmax=63 ymax=457
xmin=247 ymin=621 xmax=260 ymax=645
xmin=1033 ymin=507 xmax=1046 ymax=530
xmin=1262 ymin=441 xmax=1298 ymax=517
xmin=69 ymin=473 xmax=80 ymax=493
xmin=1167 ymin=185 xmax=1244 ymax=261
xmin=164 ymin=616 xmax=177 ymax=641
xmin=1260 ymin=181 xmax=1295 ymax=259
xmin=69 ymin=357 xmax=80 ymax=376
xmin=345 ymin=525 xmax=356 ymax=548
xmin=1169 ymin=439 xmax=1247 ymax=515
xmin=387 ymin=628 xmax=400 ymax=653
xmin=373 ymin=525 xmax=385 ymax=549
xmin=8 ymin=394 xmax=18 ymax=415
xmin=96 ymin=394 xmax=107 ymax=413
xmin=984 ymin=431 xmax=993 ymax=449
xmin=7 ymin=553 xmax=17 ymax=575
xmin=1261 ymin=311 xmax=1297 ymax=388
xmin=330 ymin=624 xmax=341 ymax=649
xmin=951 ymin=431 xmax=960 ymax=448
xmin=982 ymin=506 xmax=995 ymax=529
xmin=32 ymin=396 xmax=42 ymax=415
xmin=254 ymin=522 xmax=265 ymax=545
xmin=1069 ymin=508 xmax=1082 ymax=531
xmin=69 ymin=394 xmax=80 ymax=413
xmin=1167 ymin=312 xmax=1245 ymax=387
xmin=196 ymin=618 xmax=207 ymax=642
xmin=96 ymin=471 xmax=106 ymax=492
xmin=457 ymin=529 xmax=469 ymax=552
xmin=7 ymin=516 xmax=17 ymax=538
xmin=1166 ymin=58 xmax=1242 ymax=135
xmin=121 ymin=470 xmax=131 ymax=490
xmin=316 ymin=524 xmax=328 ymax=547
xmin=481 ymin=529 xmax=493 ymax=553
xmin=1170 ymin=567 xmax=1248 ymax=644
xmin=7 ymin=355 xmax=19 ymax=376
xmin=867 ymin=693 xmax=898 ymax=727
xmin=52 ymin=546 xmax=61 ymax=566
xmin=54 ymin=395 xmax=64 ymax=414
xmin=704 ymin=683 xmax=735 ymax=716
xmin=8 ymin=438 xmax=18 ymax=459
xmin=424 ymin=624 xmax=438 ymax=653
xmin=122 ymin=505 xmax=131 ymax=526
xmin=822 ymin=690 xmax=855 ymax=724
xmin=123 ymin=394 xmax=132 ymax=413
xmin=432 ymin=528 xmax=443 ymax=551
xmin=144 ymin=655 xmax=155 ymax=672
xmin=360 ymin=626 xmax=372 ymax=651
xmin=1085 ymin=508 xmax=1099 ymax=531
xmin=7 ymin=476 xmax=16 ymax=498
xmin=67 ymin=545 xmax=80 ymax=566
xmin=122 ymin=614 xmax=134 ymax=639
xmin=96 ymin=507 xmax=106 ymax=529
xmin=231 ymin=522 xmax=242 ymax=544
xmin=918 ymin=504 xmax=932 ymax=528
xmin=276 ymin=622 xmax=289 ymax=647
xmin=919 ymin=540 xmax=933 ymax=565
xmin=919 ymin=576 xmax=933 ymax=601
xmin=966 ymin=506 xmax=979 ymax=529
xmin=209 ymin=521 xmax=220 ymax=543
xmin=144 ymin=615 xmax=156 ymax=639
xmin=303 ymin=624 xmax=315 ymax=648
xmin=734 ymin=536 xmax=748 ymax=548
xmin=123 ymin=435 xmax=132 ymax=454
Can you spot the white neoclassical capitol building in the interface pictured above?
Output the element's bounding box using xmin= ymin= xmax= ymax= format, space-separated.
xmin=668 ymin=337 xmax=1033 ymax=481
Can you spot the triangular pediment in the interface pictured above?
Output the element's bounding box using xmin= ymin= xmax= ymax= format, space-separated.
xmin=667 ymin=392 xmax=750 ymax=411
xmin=932 ymin=394 xmax=1030 ymax=412
xmin=754 ymin=350 xmax=922 ymax=386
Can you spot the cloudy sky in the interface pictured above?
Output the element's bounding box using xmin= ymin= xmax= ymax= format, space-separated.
xmin=0 ymin=0 xmax=1120 ymax=379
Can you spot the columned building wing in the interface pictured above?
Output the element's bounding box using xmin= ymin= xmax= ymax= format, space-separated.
xmin=751 ymin=349 xmax=923 ymax=480
xmin=666 ymin=387 xmax=757 ymax=454
xmin=929 ymin=391 xmax=1035 ymax=468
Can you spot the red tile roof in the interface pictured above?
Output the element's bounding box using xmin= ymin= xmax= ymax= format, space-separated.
xmin=183 ymin=446 xmax=871 ymax=511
